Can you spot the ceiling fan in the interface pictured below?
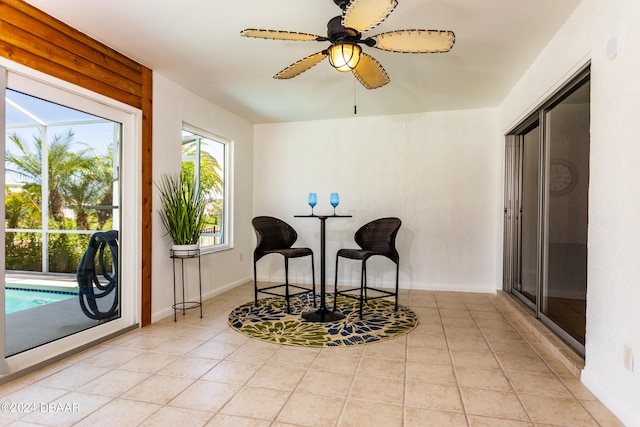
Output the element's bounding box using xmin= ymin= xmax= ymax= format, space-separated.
xmin=240 ymin=0 xmax=455 ymax=89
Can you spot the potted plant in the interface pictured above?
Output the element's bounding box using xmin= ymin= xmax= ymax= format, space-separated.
xmin=156 ymin=172 xmax=206 ymax=256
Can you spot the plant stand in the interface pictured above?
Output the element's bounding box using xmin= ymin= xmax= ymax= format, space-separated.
xmin=170 ymin=248 xmax=202 ymax=321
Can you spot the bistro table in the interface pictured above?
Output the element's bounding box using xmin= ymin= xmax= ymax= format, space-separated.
xmin=294 ymin=214 xmax=352 ymax=322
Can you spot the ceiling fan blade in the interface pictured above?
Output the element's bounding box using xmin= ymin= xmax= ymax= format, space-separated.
xmin=352 ymin=52 xmax=389 ymax=89
xmin=371 ymin=30 xmax=455 ymax=53
xmin=343 ymin=0 xmax=397 ymax=32
xmin=241 ymin=29 xmax=326 ymax=42
xmin=274 ymin=52 xmax=328 ymax=79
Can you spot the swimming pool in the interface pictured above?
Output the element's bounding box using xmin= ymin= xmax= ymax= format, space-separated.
xmin=5 ymin=288 xmax=77 ymax=314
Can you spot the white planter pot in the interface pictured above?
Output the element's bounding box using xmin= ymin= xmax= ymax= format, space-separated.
xmin=170 ymin=244 xmax=199 ymax=257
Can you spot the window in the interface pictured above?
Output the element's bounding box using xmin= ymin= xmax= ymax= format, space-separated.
xmin=181 ymin=126 xmax=231 ymax=250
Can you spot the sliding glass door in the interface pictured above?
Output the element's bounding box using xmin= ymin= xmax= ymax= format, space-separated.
xmin=503 ymin=68 xmax=590 ymax=355
xmin=542 ymin=81 xmax=590 ymax=346
xmin=2 ymin=65 xmax=140 ymax=376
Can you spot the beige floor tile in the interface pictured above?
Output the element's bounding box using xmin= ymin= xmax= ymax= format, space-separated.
xmin=358 ymin=356 xmax=406 ymax=379
xmin=52 ymin=353 xmax=98 ymax=371
xmin=0 ymin=379 xmax=28 ymax=398
xmin=559 ymin=376 xmax=598 ymax=401
xmin=276 ymin=392 xmax=344 ymax=426
xmin=495 ymin=352 xmax=552 ymax=374
xmin=350 ymin=375 xmax=404 ymax=404
xmin=21 ymin=391 xmax=112 ymax=426
xmin=460 ymin=387 xmax=530 ymax=422
xmin=151 ymin=338 xmax=207 ymax=355
xmin=454 ymin=367 xmax=512 ymax=392
xmin=80 ymin=346 xmax=145 ymax=368
xmin=247 ymin=365 xmax=306 ymax=391
xmin=296 ymin=370 xmax=353 ymax=398
xmin=3 ymin=288 xmax=619 ymax=427
xmin=442 ymin=317 xmax=477 ymax=329
xmin=411 ymin=309 xmax=441 ymax=323
xmin=121 ymin=374 xmax=194 ymax=404
xmin=77 ymin=369 xmax=151 ymax=397
xmin=266 ymin=346 xmax=320 ymax=368
xmin=225 ymin=342 xmax=279 ymax=364
xmin=206 ymin=414 xmax=271 ymax=427
xmin=169 ymin=380 xmax=240 ymax=412
xmin=74 ymin=398 xmax=161 ymax=427
xmin=407 ymin=331 xmax=448 ymax=348
xmin=117 ymin=333 xmax=171 ymax=351
xmin=141 ymin=406 xmax=214 ymax=426
xmin=36 ymin=364 xmax=112 ymax=391
xmin=446 ymin=335 xmax=491 ymax=351
xmin=482 ymin=328 xmax=526 ymax=342
xmin=451 ymin=350 xmax=500 ymax=369
xmin=475 ymin=318 xmax=518 ymax=331
xmin=362 ymin=339 xmax=406 ymax=359
xmin=187 ymin=342 xmax=240 ymax=360
xmin=468 ymin=307 xmax=505 ymax=317
xmin=518 ymin=393 xmax=599 ymax=426
xmin=161 ymin=356 xmax=219 ymax=379
xmin=407 ymin=346 xmax=451 ymax=365
xmin=209 ymin=329 xmax=251 ymax=345
xmin=404 ymin=407 xmax=468 ymax=427
xmin=0 ymin=384 xmax=68 ymax=421
xmin=443 ymin=325 xmax=484 ymax=338
xmin=487 ymin=340 xmax=534 ymax=356
xmin=580 ymin=399 xmax=626 ymax=427
xmin=439 ymin=308 xmax=473 ymax=319
xmin=340 ymin=400 xmax=403 ymax=427
xmin=171 ymin=325 xmax=222 ymax=342
xmin=405 ymin=382 xmax=464 ymax=412
xmin=200 ymin=360 xmax=262 ymax=384
xmin=468 ymin=415 xmax=533 ymax=426
xmin=506 ymin=370 xmax=572 ymax=398
xmin=119 ymin=352 xmax=181 ymax=373
xmin=406 ymin=362 xmax=456 ymax=385
xmin=219 ymin=386 xmax=290 ymax=420
xmin=311 ymin=351 xmax=361 ymax=374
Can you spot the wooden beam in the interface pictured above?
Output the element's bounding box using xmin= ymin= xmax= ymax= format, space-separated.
xmin=1 ymin=0 xmax=152 ymax=326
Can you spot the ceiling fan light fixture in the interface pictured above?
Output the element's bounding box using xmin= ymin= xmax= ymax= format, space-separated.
xmin=328 ymin=43 xmax=362 ymax=72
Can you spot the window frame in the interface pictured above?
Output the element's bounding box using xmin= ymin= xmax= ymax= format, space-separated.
xmin=181 ymin=123 xmax=233 ymax=253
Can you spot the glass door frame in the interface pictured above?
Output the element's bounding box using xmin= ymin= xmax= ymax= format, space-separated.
xmin=504 ymin=115 xmax=543 ymax=313
xmin=503 ymin=65 xmax=590 ymax=357
xmin=1 ymin=61 xmax=141 ymax=378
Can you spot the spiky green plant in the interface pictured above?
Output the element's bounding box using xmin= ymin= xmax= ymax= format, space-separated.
xmin=156 ymin=173 xmax=206 ymax=245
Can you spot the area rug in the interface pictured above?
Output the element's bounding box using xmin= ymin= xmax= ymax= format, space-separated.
xmin=228 ymin=293 xmax=418 ymax=347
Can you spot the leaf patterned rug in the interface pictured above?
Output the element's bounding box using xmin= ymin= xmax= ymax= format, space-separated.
xmin=228 ymin=293 xmax=418 ymax=347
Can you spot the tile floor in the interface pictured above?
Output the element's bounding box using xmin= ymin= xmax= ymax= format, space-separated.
xmin=0 ymin=283 xmax=624 ymax=426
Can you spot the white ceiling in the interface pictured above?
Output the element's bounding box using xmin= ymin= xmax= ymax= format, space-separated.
xmin=25 ymin=0 xmax=582 ymax=124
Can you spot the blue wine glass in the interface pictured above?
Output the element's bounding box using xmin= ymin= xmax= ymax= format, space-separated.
xmin=308 ymin=192 xmax=317 ymax=215
xmin=330 ymin=193 xmax=339 ymax=215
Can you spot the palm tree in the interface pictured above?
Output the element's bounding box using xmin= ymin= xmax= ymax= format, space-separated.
xmin=64 ymin=148 xmax=114 ymax=229
xmin=6 ymin=129 xmax=94 ymax=221
xmin=181 ymin=142 xmax=223 ymax=197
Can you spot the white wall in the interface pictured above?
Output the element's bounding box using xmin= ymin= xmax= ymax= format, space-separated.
xmin=253 ymin=109 xmax=501 ymax=293
xmin=499 ymin=0 xmax=640 ymax=425
xmin=152 ymin=73 xmax=254 ymax=321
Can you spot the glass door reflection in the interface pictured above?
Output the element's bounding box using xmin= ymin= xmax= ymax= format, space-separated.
xmin=542 ymin=80 xmax=590 ymax=345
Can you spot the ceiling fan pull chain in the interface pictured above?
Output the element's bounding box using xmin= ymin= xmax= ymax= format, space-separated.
xmin=353 ymin=78 xmax=357 ymax=115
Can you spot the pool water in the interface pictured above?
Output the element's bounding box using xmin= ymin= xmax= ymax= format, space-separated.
xmin=5 ymin=288 xmax=77 ymax=314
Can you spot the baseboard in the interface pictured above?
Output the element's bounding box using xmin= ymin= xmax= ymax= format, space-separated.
xmin=257 ymin=276 xmax=498 ymax=295
xmin=150 ymin=276 xmax=251 ymax=323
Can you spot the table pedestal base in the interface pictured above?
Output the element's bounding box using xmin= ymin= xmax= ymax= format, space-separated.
xmin=302 ymin=308 xmax=345 ymax=322
xmin=294 ymin=214 xmax=352 ymax=323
